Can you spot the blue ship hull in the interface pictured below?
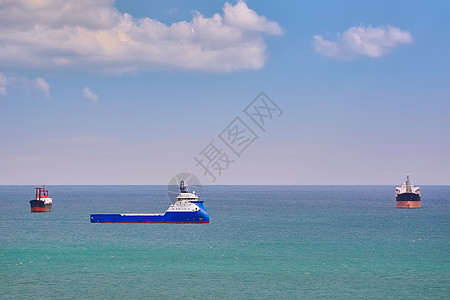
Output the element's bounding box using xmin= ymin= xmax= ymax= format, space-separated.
xmin=90 ymin=203 xmax=209 ymax=223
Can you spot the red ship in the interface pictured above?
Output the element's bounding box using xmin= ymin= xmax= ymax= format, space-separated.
xmin=30 ymin=186 xmax=53 ymax=212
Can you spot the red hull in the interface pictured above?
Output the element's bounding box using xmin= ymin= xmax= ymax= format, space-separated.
xmin=30 ymin=206 xmax=52 ymax=212
xmin=396 ymin=201 xmax=421 ymax=209
xmin=30 ymin=200 xmax=52 ymax=212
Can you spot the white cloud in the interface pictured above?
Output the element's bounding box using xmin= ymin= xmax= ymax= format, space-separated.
xmin=0 ymin=72 xmax=7 ymax=96
xmin=82 ymin=87 xmax=99 ymax=103
xmin=223 ymin=1 xmax=283 ymax=35
xmin=0 ymin=72 xmax=7 ymax=85
xmin=35 ymin=77 xmax=50 ymax=99
xmin=313 ymin=25 xmax=413 ymax=60
xmin=0 ymin=72 xmax=50 ymax=98
xmin=0 ymin=0 xmax=283 ymax=73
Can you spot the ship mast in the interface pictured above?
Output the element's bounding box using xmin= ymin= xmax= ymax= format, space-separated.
xmin=405 ymin=174 xmax=412 ymax=193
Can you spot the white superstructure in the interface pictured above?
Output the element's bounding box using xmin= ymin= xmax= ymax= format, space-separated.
xmin=166 ymin=185 xmax=201 ymax=212
xmin=396 ymin=175 xmax=421 ymax=196
xmin=41 ymin=196 xmax=53 ymax=205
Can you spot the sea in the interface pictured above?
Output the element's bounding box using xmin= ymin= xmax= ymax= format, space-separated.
xmin=1 ymin=185 xmax=449 ymax=299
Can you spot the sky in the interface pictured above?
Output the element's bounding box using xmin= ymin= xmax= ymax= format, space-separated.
xmin=1 ymin=0 xmax=449 ymax=185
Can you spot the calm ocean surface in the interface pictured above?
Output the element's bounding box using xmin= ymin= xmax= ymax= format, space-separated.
xmin=1 ymin=185 xmax=449 ymax=299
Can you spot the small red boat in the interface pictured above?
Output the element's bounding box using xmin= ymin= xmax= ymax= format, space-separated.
xmin=30 ymin=186 xmax=53 ymax=212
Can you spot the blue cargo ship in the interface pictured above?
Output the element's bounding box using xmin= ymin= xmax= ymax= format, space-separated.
xmin=90 ymin=181 xmax=209 ymax=223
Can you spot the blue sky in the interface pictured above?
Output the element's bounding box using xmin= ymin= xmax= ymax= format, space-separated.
xmin=1 ymin=0 xmax=449 ymax=185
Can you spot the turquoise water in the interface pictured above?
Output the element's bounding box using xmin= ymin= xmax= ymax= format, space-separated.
xmin=1 ymin=185 xmax=449 ymax=299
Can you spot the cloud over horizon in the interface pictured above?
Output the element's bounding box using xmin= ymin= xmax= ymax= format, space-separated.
xmin=0 ymin=0 xmax=283 ymax=73
xmin=313 ymin=25 xmax=413 ymax=60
